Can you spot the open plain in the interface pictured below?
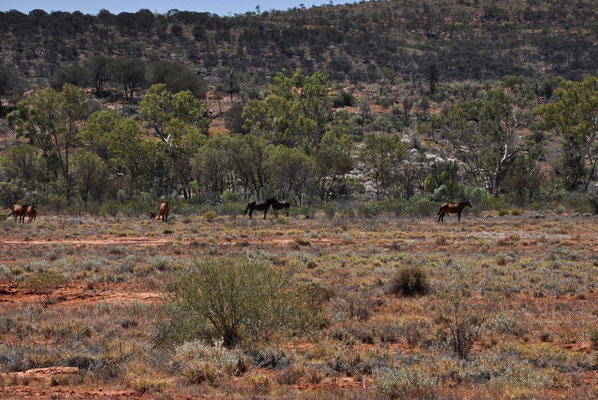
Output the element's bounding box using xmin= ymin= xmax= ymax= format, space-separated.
xmin=0 ymin=211 xmax=597 ymax=399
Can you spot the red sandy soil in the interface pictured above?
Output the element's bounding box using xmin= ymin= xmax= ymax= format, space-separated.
xmin=0 ymin=281 xmax=160 ymax=307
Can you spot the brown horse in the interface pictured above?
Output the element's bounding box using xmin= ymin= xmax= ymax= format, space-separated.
xmin=9 ymin=204 xmax=29 ymax=223
xmin=26 ymin=203 xmax=37 ymax=222
xmin=159 ymin=202 xmax=170 ymax=222
xmin=271 ymin=199 xmax=291 ymax=216
xmin=244 ymin=198 xmax=275 ymax=219
xmin=437 ymin=201 xmax=472 ymax=222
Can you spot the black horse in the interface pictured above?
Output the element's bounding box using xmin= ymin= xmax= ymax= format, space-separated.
xmin=244 ymin=198 xmax=276 ymax=219
xmin=271 ymin=199 xmax=291 ymax=216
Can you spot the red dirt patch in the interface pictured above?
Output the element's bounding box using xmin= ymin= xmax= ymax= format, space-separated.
xmin=0 ymin=281 xmax=160 ymax=307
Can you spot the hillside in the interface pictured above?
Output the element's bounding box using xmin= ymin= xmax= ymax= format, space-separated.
xmin=1 ymin=0 xmax=597 ymax=87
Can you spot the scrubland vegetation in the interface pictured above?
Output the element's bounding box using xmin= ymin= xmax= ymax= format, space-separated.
xmin=0 ymin=213 xmax=597 ymax=399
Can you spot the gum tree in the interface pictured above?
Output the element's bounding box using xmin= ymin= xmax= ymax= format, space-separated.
xmin=537 ymin=73 xmax=598 ymax=191
xmin=9 ymin=84 xmax=87 ymax=203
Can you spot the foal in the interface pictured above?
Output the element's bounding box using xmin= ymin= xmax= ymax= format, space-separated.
xmin=26 ymin=203 xmax=37 ymax=222
xmin=437 ymin=201 xmax=472 ymax=222
xmin=271 ymin=199 xmax=291 ymax=216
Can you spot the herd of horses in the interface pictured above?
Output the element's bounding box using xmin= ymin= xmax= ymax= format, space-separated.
xmin=7 ymin=199 xmax=473 ymax=223
xmin=8 ymin=203 xmax=37 ymax=223
xmin=244 ymin=197 xmax=290 ymax=219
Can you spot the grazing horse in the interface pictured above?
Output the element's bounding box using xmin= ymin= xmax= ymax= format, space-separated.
xmin=9 ymin=204 xmax=29 ymax=223
xmin=437 ymin=201 xmax=472 ymax=222
xmin=271 ymin=199 xmax=291 ymax=216
xmin=244 ymin=198 xmax=275 ymax=219
xmin=26 ymin=203 xmax=37 ymax=222
xmin=159 ymin=202 xmax=170 ymax=222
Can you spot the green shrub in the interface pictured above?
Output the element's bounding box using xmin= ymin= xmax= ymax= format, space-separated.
xmin=391 ymin=265 xmax=429 ymax=296
xmin=374 ymin=366 xmax=437 ymax=400
xmin=295 ymin=206 xmax=316 ymax=219
xmin=498 ymin=209 xmax=509 ymax=216
xmin=323 ymin=201 xmax=337 ymax=219
xmin=333 ymin=90 xmax=355 ymax=107
xmin=381 ymin=198 xmax=409 ymax=216
xmin=202 ymin=211 xmax=217 ymax=222
xmin=510 ymin=209 xmax=522 ymax=216
xmin=22 ymin=270 xmax=68 ymax=304
xmin=173 ymin=340 xmax=246 ymax=384
xmin=404 ymin=196 xmax=438 ymax=217
xmin=357 ymin=202 xmax=382 ymax=218
xmin=161 ymin=257 xmax=322 ymax=347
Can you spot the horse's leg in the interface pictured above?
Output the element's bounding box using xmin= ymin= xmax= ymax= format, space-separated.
xmin=458 ymin=212 xmax=461 ymax=222
xmin=248 ymin=207 xmax=253 ymax=219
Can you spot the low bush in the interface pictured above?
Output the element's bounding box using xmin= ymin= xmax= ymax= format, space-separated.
xmin=173 ymin=340 xmax=246 ymax=384
xmin=202 ymin=211 xmax=217 ymax=222
xmin=161 ymin=257 xmax=323 ymax=347
xmin=391 ymin=265 xmax=430 ymax=296
xmin=21 ymin=271 xmax=68 ymax=304
xmin=374 ymin=365 xmax=437 ymax=400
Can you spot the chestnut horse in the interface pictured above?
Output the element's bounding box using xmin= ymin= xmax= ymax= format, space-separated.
xmin=159 ymin=202 xmax=170 ymax=222
xmin=437 ymin=201 xmax=472 ymax=222
xmin=244 ymin=198 xmax=275 ymax=219
xmin=9 ymin=204 xmax=29 ymax=223
xmin=26 ymin=203 xmax=37 ymax=222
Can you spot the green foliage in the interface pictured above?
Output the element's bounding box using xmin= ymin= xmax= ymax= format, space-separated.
xmin=243 ymin=70 xmax=332 ymax=151
xmin=49 ymin=64 xmax=90 ymax=91
xmin=109 ymin=57 xmax=146 ymax=100
xmin=265 ymin=145 xmax=314 ymax=205
xmin=391 ymin=265 xmax=430 ymax=296
xmin=375 ymin=366 xmax=437 ymax=400
xmin=323 ymin=201 xmax=337 ymax=219
xmin=357 ymin=202 xmax=382 ymax=218
xmin=85 ymin=55 xmax=109 ymax=95
xmin=0 ymin=64 xmax=24 ymax=115
xmin=0 ymin=182 xmax=24 ymax=209
xmin=359 ymin=132 xmax=406 ymax=200
xmin=202 ymin=210 xmax=217 ymax=222
xmin=537 ymin=72 xmax=598 ymax=191
xmin=146 ymin=61 xmax=207 ymax=98
xmin=72 ymin=151 xmax=107 ymax=202
xmin=173 ymin=340 xmax=246 ymax=384
xmin=22 ymin=270 xmax=68 ymax=304
xmin=434 ymin=79 xmax=539 ymax=196
xmin=224 ymin=102 xmax=246 ymax=134
xmin=332 ymin=90 xmax=355 ymax=107
xmin=9 ymin=84 xmax=88 ymax=203
xmin=162 ymin=257 xmax=322 ymax=347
